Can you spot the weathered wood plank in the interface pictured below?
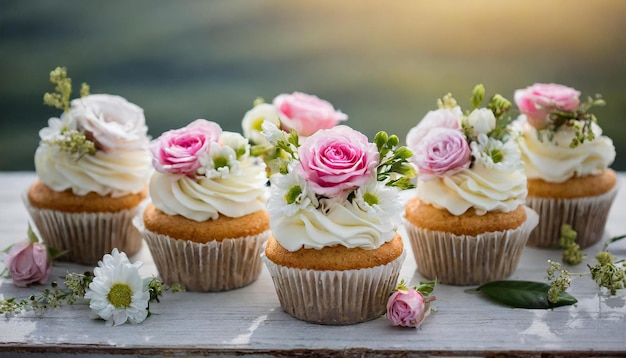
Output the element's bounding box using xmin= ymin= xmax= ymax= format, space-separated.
xmin=0 ymin=172 xmax=625 ymax=356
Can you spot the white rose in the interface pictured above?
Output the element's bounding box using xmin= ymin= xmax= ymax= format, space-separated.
xmin=68 ymin=94 xmax=149 ymax=152
xmin=467 ymin=108 xmax=496 ymax=135
xmin=242 ymin=103 xmax=280 ymax=146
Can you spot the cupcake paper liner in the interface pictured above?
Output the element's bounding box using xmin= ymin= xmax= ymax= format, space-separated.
xmin=23 ymin=193 xmax=143 ymax=266
xmin=137 ymin=215 xmax=269 ymax=292
xmin=262 ymin=250 xmax=406 ymax=325
xmin=525 ymin=184 xmax=619 ymax=249
xmin=406 ymin=206 xmax=539 ymax=286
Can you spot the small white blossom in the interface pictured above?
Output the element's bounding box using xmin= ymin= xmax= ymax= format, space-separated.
xmin=219 ymin=131 xmax=250 ymax=160
xmin=84 ymin=249 xmax=150 ymax=326
xmin=268 ymin=170 xmax=318 ymax=217
xmin=203 ymin=142 xmax=242 ymax=179
xmin=38 ymin=115 xmax=77 ymax=142
xmin=471 ymin=133 xmax=521 ymax=171
xmin=262 ymin=120 xmax=286 ymax=146
xmin=467 ymin=108 xmax=496 ymax=136
xmin=242 ymin=103 xmax=281 ymax=146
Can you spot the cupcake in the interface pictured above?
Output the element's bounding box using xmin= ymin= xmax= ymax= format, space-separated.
xmin=138 ymin=119 xmax=270 ymax=292
xmin=261 ymin=122 xmax=415 ymax=325
xmin=25 ymin=67 xmax=152 ymax=265
xmin=514 ymin=83 xmax=618 ymax=248
xmin=404 ymin=85 xmax=538 ymax=286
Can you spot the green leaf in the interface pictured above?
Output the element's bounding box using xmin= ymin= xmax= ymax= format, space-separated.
xmin=603 ymin=234 xmax=626 ymax=251
xmin=477 ymin=280 xmax=577 ymax=309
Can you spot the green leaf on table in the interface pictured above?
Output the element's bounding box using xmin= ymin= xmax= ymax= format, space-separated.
xmin=603 ymin=234 xmax=626 ymax=251
xmin=476 ymin=280 xmax=577 ymax=309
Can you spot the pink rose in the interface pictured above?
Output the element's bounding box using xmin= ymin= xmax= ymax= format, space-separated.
xmin=69 ymin=94 xmax=149 ymax=152
xmin=386 ymin=288 xmax=432 ymax=328
xmin=415 ymin=127 xmax=471 ymax=180
xmin=273 ymin=92 xmax=348 ymax=137
xmin=296 ymin=125 xmax=379 ymax=197
xmin=406 ymin=107 xmax=462 ymax=152
xmin=4 ymin=240 xmax=52 ymax=288
xmin=150 ymin=119 xmax=222 ymax=176
xmin=514 ymin=83 xmax=581 ymax=129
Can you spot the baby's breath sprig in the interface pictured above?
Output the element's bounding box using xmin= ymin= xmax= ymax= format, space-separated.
xmin=545 ymin=94 xmax=605 ymax=148
xmin=588 ymin=251 xmax=626 ymax=295
xmin=559 ymin=224 xmax=585 ymax=265
xmin=43 ymin=67 xmax=73 ymax=112
xmin=43 ymin=128 xmax=96 ymax=159
xmin=374 ymin=131 xmax=416 ymax=190
xmin=546 ymin=260 xmax=576 ymax=304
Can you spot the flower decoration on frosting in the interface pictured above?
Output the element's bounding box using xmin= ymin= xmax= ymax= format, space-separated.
xmin=242 ymin=92 xmax=348 ymax=174
xmin=150 ymin=119 xmax=250 ymax=179
xmin=407 ymin=84 xmax=517 ymax=181
xmin=263 ymin=122 xmax=416 ymax=251
xmin=406 ymin=85 xmax=527 ymax=216
xmin=514 ymin=83 xmax=606 ymax=148
xmin=40 ymin=67 xmax=149 ymax=158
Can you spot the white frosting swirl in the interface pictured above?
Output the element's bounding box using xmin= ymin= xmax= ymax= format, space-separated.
xmin=268 ymin=173 xmax=401 ymax=251
xmin=417 ymin=161 xmax=527 ymax=216
xmin=35 ymin=144 xmax=152 ymax=197
xmin=149 ymin=161 xmax=268 ymax=222
xmin=516 ymin=116 xmax=615 ymax=183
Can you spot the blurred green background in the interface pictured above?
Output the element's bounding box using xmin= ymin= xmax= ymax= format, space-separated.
xmin=1 ymin=0 xmax=625 ymax=171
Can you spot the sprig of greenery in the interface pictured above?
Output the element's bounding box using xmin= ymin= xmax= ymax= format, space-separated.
xmin=473 ymin=229 xmax=625 ymax=308
xmin=588 ymin=251 xmax=626 ymax=295
xmin=0 ymin=272 xmax=183 ymax=317
xmin=43 ymin=67 xmax=73 ymax=112
xmin=395 ymin=278 xmax=436 ymax=297
xmin=559 ymin=224 xmax=585 ymax=265
xmin=543 ymin=94 xmax=605 ymax=148
xmin=42 ymin=128 xmax=96 ymax=159
xmin=373 ymin=131 xmax=416 ymax=190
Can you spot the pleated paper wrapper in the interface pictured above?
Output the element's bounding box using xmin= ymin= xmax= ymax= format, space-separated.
xmin=137 ymin=215 xmax=269 ymax=292
xmin=262 ymin=250 xmax=405 ymax=325
xmin=525 ymin=183 xmax=618 ymax=249
xmin=23 ymin=192 xmax=143 ymax=265
xmin=406 ymin=207 xmax=539 ymax=286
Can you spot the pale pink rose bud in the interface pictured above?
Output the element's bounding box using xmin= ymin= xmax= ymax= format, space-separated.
xmin=415 ymin=127 xmax=471 ymax=180
xmin=69 ymin=94 xmax=149 ymax=152
xmin=386 ymin=288 xmax=432 ymax=328
xmin=150 ymin=119 xmax=222 ymax=176
xmin=273 ymin=92 xmax=348 ymax=137
xmin=514 ymin=83 xmax=581 ymax=129
xmin=4 ymin=240 xmax=52 ymax=288
xmin=296 ymin=125 xmax=379 ymax=197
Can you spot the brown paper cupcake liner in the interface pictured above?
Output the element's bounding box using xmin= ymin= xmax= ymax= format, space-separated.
xmin=525 ymin=184 xmax=619 ymax=249
xmin=262 ymin=250 xmax=405 ymax=325
xmin=22 ymin=193 xmax=143 ymax=266
xmin=137 ymin=215 xmax=269 ymax=292
xmin=406 ymin=207 xmax=538 ymax=286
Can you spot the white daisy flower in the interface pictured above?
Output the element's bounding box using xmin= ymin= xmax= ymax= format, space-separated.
xmin=471 ymin=133 xmax=521 ymax=171
xmin=203 ymin=142 xmax=242 ymax=179
xmin=268 ymin=170 xmax=318 ymax=217
xmin=350 ymin=178 xmax=403 ymax=219
xmin=84 ymin=249 xmax=151 ymax=327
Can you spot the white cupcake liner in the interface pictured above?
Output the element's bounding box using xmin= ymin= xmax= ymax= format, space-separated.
xmin=262 ymin=250 xmax=406 ymax=325
xmin=136 ymin=214 xmax=269 ymax=292
xmin=22 ymin=192 xmax=143 ymax=266
xmin=525 ymin=184 xmax=619 ymax=249
xmin=406 ymin=207 xmax=539 ymax=286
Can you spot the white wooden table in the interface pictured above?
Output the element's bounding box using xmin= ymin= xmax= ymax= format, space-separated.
xmin=1 ymin=172 xmax=625 ymax=357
